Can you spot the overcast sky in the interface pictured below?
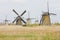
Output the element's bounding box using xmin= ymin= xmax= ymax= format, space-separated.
xmin=0 ymin=0 xmax=60 ymax=23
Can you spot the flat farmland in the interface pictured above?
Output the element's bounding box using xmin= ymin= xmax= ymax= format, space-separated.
xmin=0 ymin=25 xmax=60 ymax=40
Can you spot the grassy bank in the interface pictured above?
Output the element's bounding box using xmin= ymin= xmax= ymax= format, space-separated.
xmin=0 ymin=25 xmax=60 ymax=40
xmin=0 ymin=32 xmax=60 ymax=40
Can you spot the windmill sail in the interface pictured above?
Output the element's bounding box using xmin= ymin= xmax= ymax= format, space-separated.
xmin=47 ymin=0 xmax=49 ymax=15
xmin=46 ymin=0 xmax=51 ymax=25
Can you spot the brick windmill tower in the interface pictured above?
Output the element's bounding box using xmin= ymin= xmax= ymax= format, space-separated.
xmin=40 ymin=0 xmax=56 ymax=25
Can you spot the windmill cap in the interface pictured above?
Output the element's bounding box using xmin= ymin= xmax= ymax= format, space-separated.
xmin=42 ymin=12 xmax=49 ymax=16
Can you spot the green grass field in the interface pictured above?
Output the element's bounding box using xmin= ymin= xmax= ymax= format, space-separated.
xmin=0 ymin=32 xmax=60 ymax=40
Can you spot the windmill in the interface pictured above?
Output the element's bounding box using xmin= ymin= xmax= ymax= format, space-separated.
xmin=40 ymin=0 xmax=56 ymax=25
xmin=4 ymin=18 xmax=10 ymax=24
xmin=12 ymin=9 xmax=26 ymax=25
xmin=0 ymin=16 xmax=11 ymax=24
xmin=26 ymin=11 xmax=36 ymax=25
